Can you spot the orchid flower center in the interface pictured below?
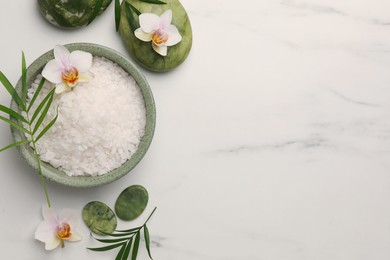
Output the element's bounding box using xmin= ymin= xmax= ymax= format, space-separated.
xmin=62 ymin=66 xmax=79 ymax=87
xmin=152 ymin=29 xmax=169 ymax=45
xmin=56 ymin=223 xmax=72 ymax=245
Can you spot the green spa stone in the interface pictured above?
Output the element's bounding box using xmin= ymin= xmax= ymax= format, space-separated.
xmin=119 ymin=0 xmax=192 ymax=72
xmin=82 ymin=201 xmax=117 ymax=235
xmin=38 ymin=0 xmax=112 ymax=29
xmin=115 ymin=185 xmax=149 ymax=220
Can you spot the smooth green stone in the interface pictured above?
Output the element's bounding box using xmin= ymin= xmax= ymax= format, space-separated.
xmin=115 ymin=185 xmax=149 ymax=220
xmin=38 ymin=0 xmax=112 ymax=29
xmin=82 ymin=201 xmax=117 ymax=235
xmin=119 ymin=0 xmax=192 ymax=72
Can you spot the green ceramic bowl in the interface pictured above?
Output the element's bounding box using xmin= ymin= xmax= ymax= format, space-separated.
xmin=10 ymin=43 xmax=156 ymax=188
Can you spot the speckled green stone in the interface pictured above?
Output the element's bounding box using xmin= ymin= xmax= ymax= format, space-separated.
xmin=115 ymin=185 xmax=149 ymax=220
xmin=82 ymin=201 xmax=117 ymax=235
xmin=38 ymin=0 xmax=112 ymax=29
xmin=119 ymin=0 xmax=192 ymax=72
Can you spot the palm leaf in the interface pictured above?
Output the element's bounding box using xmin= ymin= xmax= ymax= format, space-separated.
xmin=122 ymin=239 xmax=133 ymax=260
xmin=30 ymin=88 xmax=54 ymax=124
xmin=34 ymin=106 xmax=59 ymax=143
xmin=87 ymin=242 xmax=126 ymax=252
xmin=0 ymin=104 xmax=27 ymax=123
xmin=21 ymin=52 xmax=27 ymax=104
xmin=0 ymin=115 xmax=30 ymax=135
xmin=144 ymin=225 xmax=153 ymax=259
xmin=115 ymin=0 xmax=121 ymax=31
xmin=0 ymin=140 xmax=30 ymax=152
xmin=125 ymin=2 xmax=138 ymax=32
xmin=116 ymin=227 xmax=141 ymax=233
xmin=97 ymin=230 xmax=137 ymax=237
xmin=115 ymin=244 xmax=126 ymax=260
xmin=125 ymin=1 xmax=141 ymax=15
xmin=0 ymin=71 xmax=26 ymax=111
xmin=138 ymin=0 xmax=166 ymax=4
xmin=93 ymin=236 xmax=132 ymax=244
xmin=27 ymin=77 xmax=45 ymax=112
xmin=33 ymin=90 xmax=54 ymax=135
xmin=131 ymin=232 xmax=140 ymax=260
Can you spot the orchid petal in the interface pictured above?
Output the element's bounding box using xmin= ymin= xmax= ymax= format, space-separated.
xmin=135 ymin=28 xmax=153 ymax=42
xmin=59 ymin=209 xmax=80 ymax=226
xmin=165 ymin=25 xmax=182 ymax=46
xmin=139 ymin=13 xmax=160 ymax=33
xmin=69 ymin=51 xmax=93 ymax=72
xmin=55 ymin=83 xmax=69 ymax=94
xmin=42 ymin=60 xmax=63 ymax=84
xmin=159 ymin=9 xmax=172 ymax=30
xmin=54 ymin=45 xmax=70 ymax=69
xmin=45 ymin=237 xmax=61 ymax=251
xmin=68 ymin=231 xmax=82 ymax=242
xmin=78 ymin=71 xmax=94 ymax=83
xmin=152 ymin=44 xmax=167 ymax=56
xmin=42 ymin=206 xmax=58 ymax=224
xmin=35 ymin=221 xmax=55 ymax=242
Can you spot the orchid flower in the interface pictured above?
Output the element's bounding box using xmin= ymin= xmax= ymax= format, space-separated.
xmin=134 ymin=9 xmax=182 ymax=56
xmin=42 ymin=45 xmax=93 ymax=94
xmin=35 ymin=206 xmax=82 ymax=250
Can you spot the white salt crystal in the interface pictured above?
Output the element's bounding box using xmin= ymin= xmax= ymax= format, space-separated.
xmin=26 ymin=57 xmax=147 ymax=176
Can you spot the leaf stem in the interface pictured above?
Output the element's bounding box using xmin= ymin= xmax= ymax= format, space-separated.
xmin=25 ymin=112 xmax=51 ymax=208
xmin=144 ymin=207 xmax=157 ymax=226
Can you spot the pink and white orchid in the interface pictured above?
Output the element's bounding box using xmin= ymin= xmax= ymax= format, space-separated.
xmin=42 ymin=45 xmax=93 ymax=94
xmin=134 ymin=9 xmax=182 ymax=56
xmin=35 ymin=206 xmax=82 ymax=250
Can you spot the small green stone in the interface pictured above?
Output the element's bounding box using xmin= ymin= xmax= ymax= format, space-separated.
xmin=119 ymin=0 xmax=193 ymax=72
xmin=38 ymin=0 xmax=112 ymax=29
xmin=82 ymin=201 xmax=117 ymax=235
xmin=115 ymin=185 xmax=149 ymax=220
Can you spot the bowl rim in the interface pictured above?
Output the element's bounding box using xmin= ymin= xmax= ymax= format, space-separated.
xmin=10 ymin=42 xmax=156 ymax=188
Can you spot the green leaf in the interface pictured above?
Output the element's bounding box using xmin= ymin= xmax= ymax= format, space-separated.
xmin=97 ymin=230 xmax=138 ymax=237
xmin=27 ymin=77 xmax=45 ymax=112
xmin=115 ymin=0 xmax=121 ymax=32
xmin=33 ymin=90 xmax=54 ymax=135
xmin=131 ymin=232 xmax=141 ymax=260
xmin=21 ymin=52 xmax=27 ymax=104
xmin=115 ymin=244 xmax=126 ymax=260
xmin=144 ymin=225 xmax=153 ymax=259
xmin=116 ymin=227 xmax=141 ymax=233
xmin=138 ymin=0 xmax=166 ymax=4
xmin=125 ymin=1 xmax=141 ymax=15
xmin=31 ymin=88 xmax=54 ymax=124
xmin=0 ymin=71 xmax=26 ymax=111
xmin=0 ymin=104 xmax=28 ymax=123
xmin=0 ymin=140 xmax=30 ymax=153
xmin=34 ymin=106 xmax=59 ymax=143
xmin=88 ymin=0 xmax=104 ymax=25
xmin=93 ymin=236 xmax=132 ymax=244
xmin=0 ymin=115 xmax=30 ymax=135
xmin=122 ymin=239 xmax=133 ymax=260
xmin=88 ymin=242 xmax=126 ymax=252
xmin=125 ymin=2 xmax=138 ymax=32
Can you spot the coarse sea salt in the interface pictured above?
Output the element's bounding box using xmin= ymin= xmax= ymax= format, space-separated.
xmin=25 ymin=57 xmax=146 ymax=176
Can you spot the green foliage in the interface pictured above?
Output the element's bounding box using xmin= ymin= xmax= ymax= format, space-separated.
xmin=88 ymin=207 xmax=156 ymax=260
xmin=115 ymin=0 xmax=166 ymax=32
xmin=0 ymin=53 xmax=58 ymax=207
xmin=115 ymin=0 xmax=121 ymax=31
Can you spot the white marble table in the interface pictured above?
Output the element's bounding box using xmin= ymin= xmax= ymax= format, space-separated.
xmin=1 ymin=1 xmax=390 ymax=259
